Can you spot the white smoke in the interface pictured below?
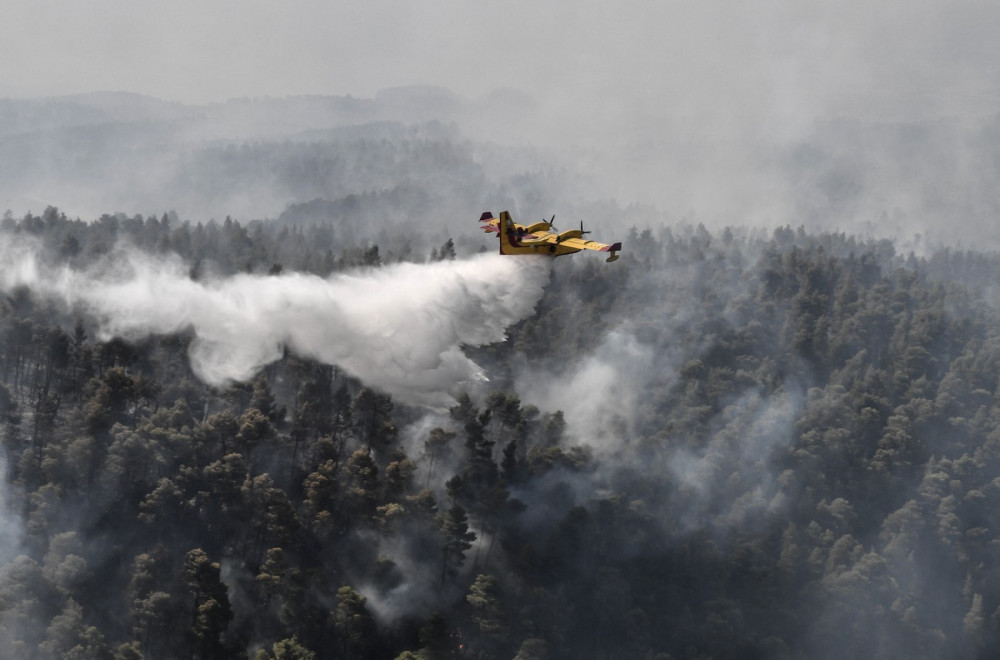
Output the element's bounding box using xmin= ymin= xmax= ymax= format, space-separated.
xmin=0 ymin=235 xmax=551 ymax=409
xmin=514 ymin=327 xmax=662 ymax=454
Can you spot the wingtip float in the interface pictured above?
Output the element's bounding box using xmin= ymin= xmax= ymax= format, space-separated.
xmin=479 ymin=211 xmax=622 ymax=263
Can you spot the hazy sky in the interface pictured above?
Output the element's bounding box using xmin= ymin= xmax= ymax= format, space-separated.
xmin=5 ymin=0 xmax=1000 ymax=126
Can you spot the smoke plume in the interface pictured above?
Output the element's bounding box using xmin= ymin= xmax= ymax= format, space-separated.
xmin=0 ymin=235 xmax=550 ymax=408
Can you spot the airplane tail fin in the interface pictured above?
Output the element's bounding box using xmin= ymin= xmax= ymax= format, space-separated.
xmin=479 ymin=210 xmax=517 ymax=254
xmin=497 ymin=210 xmax=520 ymax=255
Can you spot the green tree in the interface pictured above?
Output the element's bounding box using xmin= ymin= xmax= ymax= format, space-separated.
xmin=302 ymin=459 xmax=339 ymax=538
xmin=332 ymin=586 xmax=377 ymax=659
xmin=236 ymin=407 xmax=277 ymax=463
xmin=439 ymin=505 xmax=476 ymax=586
xmin=198 ymin=410 xmax=240 ymax=456
xmin=179 ymin=549 xmax=233 ymax=658
xmin=466 ymin=574 xmax=510 ymax=657
xmin=352 ymin=388 xmax=396 ymax=453
xmin=242 ymin=474 xmax=300 ymax=566
xmin=250 ymin=374 xmax=282 ymax=422
xmin=40 ymin=599 xmax=111 ymax=660
xmin=423 ymin=427 xmax=455 ymax=488
xmin=254 ymin=637 xmax=316 ymax=660
xmin=343 ymin=449 xmax=379 ymax=522
xmin=513 ymin=638 xmax=548 ymax=660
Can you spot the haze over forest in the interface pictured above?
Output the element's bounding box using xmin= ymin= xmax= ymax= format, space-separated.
xmin=4 ymin=2 xmax=1000 ymax=659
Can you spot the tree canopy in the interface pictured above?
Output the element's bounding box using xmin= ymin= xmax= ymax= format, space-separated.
xmin=1 ymin=209 xmax=1000 ymax=658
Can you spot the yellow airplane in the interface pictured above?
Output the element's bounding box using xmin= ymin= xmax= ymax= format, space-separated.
xmin=479 ymin=211 xmax=622 ymax=262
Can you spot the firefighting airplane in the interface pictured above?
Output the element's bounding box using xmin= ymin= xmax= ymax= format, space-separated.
xmin=479 ymin=211 xmax=622 ymax=262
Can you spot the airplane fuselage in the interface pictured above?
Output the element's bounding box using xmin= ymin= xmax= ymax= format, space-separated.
xmin=480 ymin=210 xmax=621 ymax=262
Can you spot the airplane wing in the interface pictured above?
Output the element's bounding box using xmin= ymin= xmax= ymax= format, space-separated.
xmin=531 ymin=233 xmax=623 ymax=259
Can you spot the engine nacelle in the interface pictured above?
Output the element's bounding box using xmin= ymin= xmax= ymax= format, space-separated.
xmin=556 ymin=229 xmax=584 ymax=242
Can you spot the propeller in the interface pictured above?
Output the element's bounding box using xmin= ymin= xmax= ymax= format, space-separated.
xmin=545 ymin=214 xmax=556 ymax=231
xmin=580 ymin=220 xmax=591 ymax=236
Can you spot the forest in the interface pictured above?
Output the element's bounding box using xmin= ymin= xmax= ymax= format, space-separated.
xmin=4 ymin=90 xmax=1000 ymax=660
xmin=0 ymin=206 xmax=1000 ymax=660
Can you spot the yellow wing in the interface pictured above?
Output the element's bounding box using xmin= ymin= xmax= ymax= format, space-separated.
xmin=530 ymin=229 xmax=622 ymax=262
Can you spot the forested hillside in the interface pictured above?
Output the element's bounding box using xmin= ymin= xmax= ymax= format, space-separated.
xmin=0 ymin=91 xmax=587 ymax=229
xmin=8 ymin=91 xmax=1000 ymax=249
xmin=0 ymin=209 xmax=999 ymax=659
